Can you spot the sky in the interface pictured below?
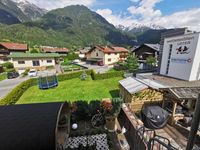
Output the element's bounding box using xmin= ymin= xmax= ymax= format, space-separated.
xmin=15 ymin=0 xmax=200 ymax=31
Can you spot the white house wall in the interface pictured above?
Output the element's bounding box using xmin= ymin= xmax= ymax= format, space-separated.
xmin=104 ymin=53 xmax=120 ymax=65
xmin=12 ymin=58 xmax=56 ymax=70
xmin=160 ymin=32 xmax=200 ymax=81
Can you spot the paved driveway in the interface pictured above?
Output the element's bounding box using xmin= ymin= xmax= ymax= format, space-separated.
xmin=0 ymin=76 xmax=29 ymax=99
xmin=77 ymin=62 xmax=112 ymax=73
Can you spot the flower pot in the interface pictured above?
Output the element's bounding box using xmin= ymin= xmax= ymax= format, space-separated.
xmin=105 ymin=115 xmax=116 ymax=132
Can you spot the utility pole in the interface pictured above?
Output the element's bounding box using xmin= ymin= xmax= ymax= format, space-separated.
xmin=186 ymin=94 xmax=200 ymax=150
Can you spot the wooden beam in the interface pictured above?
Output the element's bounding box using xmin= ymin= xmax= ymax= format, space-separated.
xmin=172 ymin=102 xmax=177 ymax=117
xmin=186 ymin=94 xmax=200 ymax=150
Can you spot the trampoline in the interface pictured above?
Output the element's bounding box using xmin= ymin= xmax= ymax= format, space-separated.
xmin=38 ymin=75 xmax=58 ymax=89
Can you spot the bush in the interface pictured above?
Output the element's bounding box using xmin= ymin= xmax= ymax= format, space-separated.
xmin=74 ymin=101 xmax=90 ymax=121
xmin=22 ymin=69 xmax=30 ymax=77
xmin=65 ymin=53 xmax=79 ymax=61
xmin=0 ymin=78 xmax=37 ymax=105
xmin=91 ymin=70 xmax=124 ymax=80
xmin=57 ymin=70 xmax=92 ymax=82
xmin=2 ymin=62 xmax=14 ymax=69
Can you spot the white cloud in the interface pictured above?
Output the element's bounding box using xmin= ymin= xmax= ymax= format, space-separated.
xmin=96 ymin=0 xmax=200 ymax=31
xmin=128 ymin=0 xmax=162 ymax=21
xmin=96 ymin=9 xmax=136 ymax=27
xmin=14 ymin=0 xmax=96 ymax=10
xmin=154 ymin=8 xmax=200 ymax=31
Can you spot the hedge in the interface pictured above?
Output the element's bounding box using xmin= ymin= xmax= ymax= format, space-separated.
xmin=0 ymin=78 xmax=37 ymax=105
xmin=57 ymin=70 xmax=92 ymax=82
xmin=91 ymin=70 xmax=124 ymax=80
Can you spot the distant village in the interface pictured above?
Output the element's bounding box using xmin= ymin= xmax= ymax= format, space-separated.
xmin=1 ymin=27 xmax=200 ymax=150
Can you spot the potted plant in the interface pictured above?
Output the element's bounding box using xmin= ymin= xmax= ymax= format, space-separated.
xmin=101 ymin=98 xmax=123 ymax=132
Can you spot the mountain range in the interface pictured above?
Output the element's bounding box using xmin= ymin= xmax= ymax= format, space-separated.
xmin=0 ymin=0 xmax=168 ymax=48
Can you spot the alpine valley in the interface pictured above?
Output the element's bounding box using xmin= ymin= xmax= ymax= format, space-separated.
xmin=0 ymin=0 xmax=169 ymax=48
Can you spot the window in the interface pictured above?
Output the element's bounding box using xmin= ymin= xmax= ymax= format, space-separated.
xmin=18 ymin=61 xmax=25 ymax=64
xmin=165 ymin=44 xmax=173 ymax=75
xmin=96 ymin=53 xmax=98 ymax=57
xmin=108 ymin=58 xmax=111 ymax=62
xmin=32 ymin=60 xmax=40 ymax=66
xmin=47 ymin=60 xmax=52 ymax=63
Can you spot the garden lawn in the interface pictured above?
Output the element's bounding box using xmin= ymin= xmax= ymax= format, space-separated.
xmin=0 ymin=73 xmax=6 ymax=81
xmin=17 ymin=76 xmax=122 ymax=104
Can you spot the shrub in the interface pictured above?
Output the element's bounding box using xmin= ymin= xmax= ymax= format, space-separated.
xmin=2 ymin=62 xmax=14 ymax=69
xmin=57 ymin=70 xmax=92 ymax=82
xmin=91 ymin=70 xmax=124 ymax=80
xmin=0 ymin=78 xmax=37 ymax=105
xmin=5 ymin=68 xmax=15 ymax=72
xmin=74 ymin=101 xmax=90 ymax=121
xmin=22 ymin=69 xmax=30 ymax=77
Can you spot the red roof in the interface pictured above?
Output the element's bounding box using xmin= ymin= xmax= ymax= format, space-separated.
xmin=94 ymin=46 xmax=129 ymax=53
xmin=0 ymin=42 xmax=28 ymax=50
xmin=42 ymin=46 xmax=69 ymax=52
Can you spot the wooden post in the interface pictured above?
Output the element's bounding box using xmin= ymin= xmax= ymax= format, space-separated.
xmin=186 ymin=94 xmax=200 ymax=150
xmin=172 ymin=101 xmax=177 ymax=117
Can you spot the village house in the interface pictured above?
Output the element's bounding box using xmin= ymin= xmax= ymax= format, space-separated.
xmin=86 ymin=46 xmax=129 ymax=65
xmin=8 ymin=52 xmax=60 ymax=74
xmin=0 ymin=42 xmax=28 ymax=64
xmin=41 ymin=46 xmax=69 ymax=55
xmin=132 ymin=43 xmax=160 ymax=70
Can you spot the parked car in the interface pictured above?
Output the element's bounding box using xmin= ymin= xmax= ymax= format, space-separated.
xmin=28 ymin=69 xmax=37 ymax=77
xmin=73 ymin=59 xmax=81 ymax=63
xmin=7 ymin=72 xmax=19 ymax=79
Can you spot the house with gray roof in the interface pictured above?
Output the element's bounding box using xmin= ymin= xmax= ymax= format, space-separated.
xmin=132 ymin=43 xmax=160 ymax=70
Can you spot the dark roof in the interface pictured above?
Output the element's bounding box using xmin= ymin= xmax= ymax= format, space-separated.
xmin=0 ymin=42 xmax=28 ymax=50
xmin=0 ymin=102 xmax=64 ymax=150
xmin=133 ymin=43 xmax=160 ymax=52
xmin=8 ymin=52 xmax=61 ymax=58
xmin=167 ymin=87 xmax=200 ymax=100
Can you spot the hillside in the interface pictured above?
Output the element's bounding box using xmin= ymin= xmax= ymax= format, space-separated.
xmin=0 ymin=0 xmax=46 ymax=24
xmin=0 ymin=5 xmax=134 ymax=48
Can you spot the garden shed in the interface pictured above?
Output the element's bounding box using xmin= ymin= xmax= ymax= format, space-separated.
xmin=119 ymin=77 xmax=163 ymax=112
xmin=162 ymin=87 xmax=200 ymax=125
xmin=0 ymin=102 xmax=70 ymax=150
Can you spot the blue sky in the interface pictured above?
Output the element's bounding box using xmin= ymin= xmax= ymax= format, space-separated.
xmin=18 ymin=0 xmax=200 ymax=31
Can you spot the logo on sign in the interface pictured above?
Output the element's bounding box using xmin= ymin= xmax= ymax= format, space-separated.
xmin=176 ymin=46 xmax=190 ymax=54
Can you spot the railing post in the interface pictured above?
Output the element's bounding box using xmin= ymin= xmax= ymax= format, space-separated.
xmin=186 ymin=93 xmax=200 ymax=150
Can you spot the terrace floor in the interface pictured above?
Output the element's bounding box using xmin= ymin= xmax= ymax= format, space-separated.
xmin=137 ymin=73 xmax=200 ymax=87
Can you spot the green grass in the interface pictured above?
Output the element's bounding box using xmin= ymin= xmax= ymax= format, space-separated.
xmin=0 ymin=73 xmax=6 ymax=81
xmin=17 ymin=76 xmax=122 ymax=104
xmin=106 ymin=68 xmax=119 ymax=73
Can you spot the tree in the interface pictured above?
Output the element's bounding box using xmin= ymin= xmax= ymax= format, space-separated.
xmin=29 ymin=45 xmax=41 ymax=53
xmin=146 ymin=56 xmax=157 ymax=67
xmin=124 ymin=55 xmax=139 ymax=73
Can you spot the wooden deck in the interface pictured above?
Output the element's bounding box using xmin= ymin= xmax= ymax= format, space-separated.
xmin=119 ymin=104 xmax=190 ymax=150
xmin=155 ymin=125 xmax=187 ymax=149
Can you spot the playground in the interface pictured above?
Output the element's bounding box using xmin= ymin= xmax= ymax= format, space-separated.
xmin=17 ymin=76 xmax=122 ymax=104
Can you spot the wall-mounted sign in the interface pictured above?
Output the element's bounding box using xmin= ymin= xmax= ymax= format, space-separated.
xmin=171 ymin=58 xmax=192 ymax=64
